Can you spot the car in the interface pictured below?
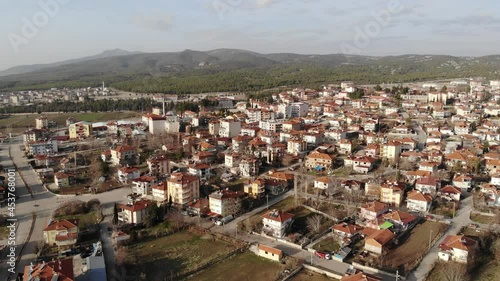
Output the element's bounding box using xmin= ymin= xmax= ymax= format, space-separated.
xmin=314 ymin=251 xmax=331 ymax=260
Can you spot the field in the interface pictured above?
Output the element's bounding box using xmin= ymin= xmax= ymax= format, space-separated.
xmin=130 ymin=230 xmax=238 ymax=280
xmin=383 ymin=220 xmax=448 ymax=271
xmin=288 ymin=270 xmax=339 ymax=281
xmin=56 ymin=211 xmax=101 ymax=229
xmin=187 ymin=251 xmax=285 ymax=281
xmin=313 ymin=236 xmax=341 ymax=253
xmin=470 ymin=213 xmax=498 ymax=225
xmin=0 ymin=111 xmax=141 ymax=132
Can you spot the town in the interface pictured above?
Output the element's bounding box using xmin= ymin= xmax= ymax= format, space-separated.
xmin=1 ymin=78 xmax=500 ymax=281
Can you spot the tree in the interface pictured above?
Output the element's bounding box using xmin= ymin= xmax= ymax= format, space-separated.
xmin=306 ymin=214 xmax=323 ymax=235
xmin=441 ymin=85 xmax=448 ymax=93
xmin=113 ymin=203 xmax=119 ymax=225
xmin=348 ymin=88 xmax=365 ymax=100
xmin=374 ymin=84 xmax=382 ymax=91
xmin=439 ymin=262 xmax=469 ymax=281
xmin=144 ymin=202 xmax=160 ymax=228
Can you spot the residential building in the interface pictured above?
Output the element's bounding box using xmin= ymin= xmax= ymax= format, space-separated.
xmin=69 ymin=121 xmax=92 ymax=139
xmin=239 ymin=157 xmax=259 ymax=177
xmin=23 ymin=258 xmax=75 ymax=281
xmin=143 ymin=113 xmax=166 ymax=134
xmin=406 ymin=190 xmax=433 ymax=212
xmin=380 ymin=181 xmax=405 ymax=207
xmin=225 ymin=152 xmax=240 ymax=168
xmin=438 ymin=185 xmax=461 ymax=202
xmin=261 ymin=209 xmax=294 ymax=238
xmin=131 ymin=175 xmax=157 ymax=196
xmin=209 ymin=189 xmax=245 ymax=216
xmin=54 ymin=172 xmax=75 ymax=188
xmin=188 ymin=163 xmax=212 ymax=180
xmin=117 ymin=166 xmax=140 ymax=183
xmin=339 ymin=139 xmax=353 ymax=154
xmin=219 ymin=119 xmax=241 ymax=138
xmin=43 ymin=219 xmax=79 ymax=246
xmin=23 ymin=128 xmax=47 ymax=143
xmin=208 ymin=120 xmax=220 ymax=136
xmin=452 ymin=174 xmax=473 ymax=191
xmin=166 ymin=172 xmax=200 ymax=206
xmin=152 ymin=182 xmax=168 ymax=202
xmin=244 ymin=178 xmax=266 ymax=199
xmin=438 ymin=235 xmax=478 ymax=263
xmin=332 ymin=223 xmax=361 ymax=238
xmin=360 ymin=201 xmax=389 ymax=221
xmin=415 ymin=177 xmax=441 ymax=195
xmin=118 ymin=199 xmax=150 ymax=225
xmin=314 ymin=177 xmax=333 ymax=190
xmin=287 ymin=138 xmax=307 ymax=156
xmin=26 ymin=139 xmax=58 ymax=156
xmin=382 ymin=141 xmax=402 ymax=163
xmin=147 ymin=155 xmax=171 ymax=176
xmin=186 ymin=198 xmax=210 ymax=216
xmin=35 ymin=116 xmax=49 ymax=129
xmin=110 ymin=145 xmax=136 ymax=166
xmin=364 ymin=229 xmax=394 ymax=255
xmin=305 ymin=151 xmax=334 ymax=170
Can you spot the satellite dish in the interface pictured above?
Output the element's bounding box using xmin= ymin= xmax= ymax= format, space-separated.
xmin=99 ymin=177 xmax=105 ymax=182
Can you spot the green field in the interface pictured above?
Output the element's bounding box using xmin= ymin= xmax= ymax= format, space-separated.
xmin=187 ymin=251 xmax=285 ymax=281
xmin=0 ymin=111 xmax=141 ymax=131
xmin=130 ymin=231 xmax=238 ymax=280
xmin=313 ymin=236 xmax=341 ymax=253
xmin=470 ymin=213 xmax=498 ymax=225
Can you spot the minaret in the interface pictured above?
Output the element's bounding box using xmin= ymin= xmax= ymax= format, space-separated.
xmin=102 ymin=81 xmax=105 ymax=91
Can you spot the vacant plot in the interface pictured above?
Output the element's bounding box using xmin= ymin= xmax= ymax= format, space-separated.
xmin=130 ymin=231 xmax=238 ymax=280
xmin=188 ymin=251 xmax=284 ymax=281
xmin=0 ymin=111 xmax=141 ymax=131
xmin=56 ymin=211 xmax=101 ymax=229
xmin=288 ymin=270 xmax=339 ymax=281
xmin=383 ymin=220 xmax=448 ymax=271
xmin=470 ymin=213 xmax=498 ymax=225
xmin=313 ymin=236 xmax=341 ymax=253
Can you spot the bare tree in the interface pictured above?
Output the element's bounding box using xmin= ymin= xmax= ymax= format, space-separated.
xmin=399 ymin=159 xmax=417 ymax=171
xmin=306 ymin=214 xmax=323 ymax=235
xmin=439 ymin=262 xmax=469 ymax=281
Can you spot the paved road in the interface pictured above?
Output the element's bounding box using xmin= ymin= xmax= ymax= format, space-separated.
xmin=407 ymin=196 xmax=473 ymax=281
xmin=0 ymin=136 xmax=132 ymax=280
xmin=401 ymin=111 xmax=427 ymax=151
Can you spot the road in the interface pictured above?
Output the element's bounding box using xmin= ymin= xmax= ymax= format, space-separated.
xmin=400 ymin=111 xmax=427 ymax=151
xmin=0 ymin=136 xmax=132 ymax=280
xmin=407 ymin=196 xmax=474 ymax=281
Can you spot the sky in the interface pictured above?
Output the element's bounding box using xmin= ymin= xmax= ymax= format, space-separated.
xmin=1 ymin=0 xmax=500 ymax=70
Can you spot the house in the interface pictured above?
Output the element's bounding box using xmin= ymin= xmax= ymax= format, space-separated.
xmin=438 ymin=235 xmax=478 ymax=263
xmin=360 ymin=201 xmax=389 ymax=221
xmin=419 ymin=161 xmax=440 ymax=173
xmin=23 ymin=128 xmax=48 ymax=143
xmin=415 ymin=177 xmax=441 ymax=195
xmin=239 ymin=157 xmax=259 ymax=177
xmin=193 ymin=151 xmax=216 ymax=164
xmin=365 ymin=144 xmax=380 ymax=158
xmin=382 ymin=141 xmax=402 ymax=163
xmin=23 ymin=258 xmax=75 ymax=281
xmin=225 ymin=152 xmax=241 ymax=168
xmin=352 ymin=156 xmax=377 ymax=174
xmin=364 ymin=229 xmax=395 ymax=254
xmin=219 ymin=119 xmax=241 ymax=138
xmin=110 ymin=145 xmax=136 ymax=166
xmin=261 ymin=209 xmax=294 ymax=238
xmin=339 ymin=139 xmax=353 ymax=154
xmin=147 ymin=155 xmax=171 ymax=176
xmin=209 ymin=189 xmax=245 ymax=217
xmin=438 ymin=185 xmax=462 ymax=202
xmin=186 ymin=198 xmax=210 ymax=216
xmin=188 ymin=163 xmax=212 ymax=180
xmin=118 ymin=199 xmax=150 ymax=224
xmin=341 ymin=270 xmax=381 ymax=281
xmin=314 ymin=176 xmax=333 ymax=190
xmin=117 ymin=166 xmax=140 ymax=183
xmin=25 ymin=139 xmax=58 ymax=156
xmin=131 ymin=175 xmax=157 ymax=196
xmin=151 ymin=182 xmax=168 ymax=202
xmin=382 ymin=210 xmax=417 ymax=229
xmin=258 ymin=244 xmax=283 ymax=261
xmin=54 ymin=172 xmax=75 ymax=188
xmin=380 ymin=181 xmax=405 ymax=207
xmin=452 ymin=174 xmax=473 ymax=191
xmin=244 ymin=178 xmax=266 ymax=199
xmin=166 ymin=172 xmax=200 ymax=206
xmin=43 ymin=219 xmax=79 ymax=246
xmin=341 ymin=180 xmax=365 ymax=193
xmin=305 ymin=151 xmax=334 ymax=170
xmin=406 ymin=190 xmax=433 ymax=212
xmin=332 ymin=222 xmax=361 ymax=238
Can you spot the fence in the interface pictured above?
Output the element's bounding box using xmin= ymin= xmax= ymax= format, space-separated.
xmin=352 ymin=262 xmax=403 ymax=280
xmin=302 ymin=264 xmax=344 ymax=279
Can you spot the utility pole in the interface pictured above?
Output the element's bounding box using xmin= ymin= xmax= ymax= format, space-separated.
xmin=452 ymin=201 xmax=456 ymax=218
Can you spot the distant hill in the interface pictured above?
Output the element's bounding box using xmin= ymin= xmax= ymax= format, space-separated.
xmin=0 ymin=49 xmax=142 ymax=77
xmin=1 ymin=49 xmax=500 ymax=93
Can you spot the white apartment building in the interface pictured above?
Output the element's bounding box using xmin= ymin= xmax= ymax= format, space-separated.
xmin=219 ymin=119 xmax=241 ymax=138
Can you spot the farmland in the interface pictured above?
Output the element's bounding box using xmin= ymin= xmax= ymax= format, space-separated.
xmin=187 ymin=251 xmax=286 ymax=281
xmin=129 ymin=230 xmax=239 ymax=280
xmin=383 ymin=220 xmax=448 ymax=272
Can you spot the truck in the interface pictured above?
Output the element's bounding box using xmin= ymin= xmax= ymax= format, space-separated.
xmin=215 ymin=214 xmax=234 ymax=226
xmin=314 ymin=251 xmax=331 ymax=260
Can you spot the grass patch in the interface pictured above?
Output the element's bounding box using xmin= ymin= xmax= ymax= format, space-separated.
xmin=288 ymin=270 xmax=339 ymax=281
xmin=383 ymin=220 xmax=448 ymax=272
xmin=187 ymin=251 xmax=285 ymax=281
xmin=313 ymin=236 xmax=341 ymax=253
xmin=470 ymin=213 xmax=498 ymax=225
xmin=130 ymin=230 xmax=238 ymax=280
xmin=0 ymin=225 xmax=9 ymax=239
xmin=56 ymin=211 xmax=101 ymax=229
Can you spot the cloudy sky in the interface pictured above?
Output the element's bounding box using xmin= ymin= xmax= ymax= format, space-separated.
xmin=1 ymin=0 xmax=500 ymax=70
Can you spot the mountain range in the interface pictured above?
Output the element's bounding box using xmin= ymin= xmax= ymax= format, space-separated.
xmin=1 ymin=48 xmax=500 ymax=93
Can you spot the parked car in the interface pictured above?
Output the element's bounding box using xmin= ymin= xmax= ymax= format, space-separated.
xmin=314 ymin=251 xmax=331 ymax=260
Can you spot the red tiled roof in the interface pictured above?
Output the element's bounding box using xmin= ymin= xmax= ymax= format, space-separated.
xmin=261 ymin=210 xmax=294 ymax=223
xmin=23 ymin=258 xmax=74 ymax=281
xmin=43 ymin=219 xmax=78 ymax=232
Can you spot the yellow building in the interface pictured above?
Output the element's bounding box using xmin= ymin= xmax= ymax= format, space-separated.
xmin=380 ymin=181 xmax=405 ymax=207
xmin=244 ymin=178 xmax=266 ymax=199
xmin=167 ymin=172 xmax=200 ymax=206
xmin=382 ymin=141 xmax=401 ymax=163
xmin=258 ymin=244 xmax=283 ymax=261
xmin=68 ymin=121 xmax=92 ymax=139
xmin=43 ymin=219 xmax=79 ymax=246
